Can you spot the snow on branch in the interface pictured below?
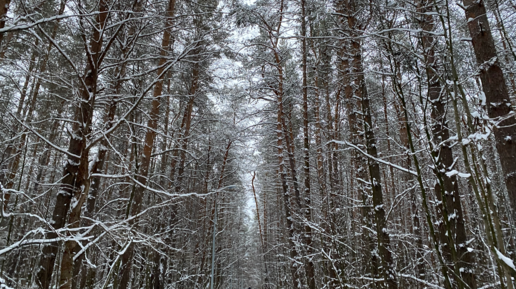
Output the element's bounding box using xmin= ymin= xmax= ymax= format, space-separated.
xmin=330 ymin=140 xmax=418 ymax=176
xmin=9 ymin=112 xmax=80 ymax=159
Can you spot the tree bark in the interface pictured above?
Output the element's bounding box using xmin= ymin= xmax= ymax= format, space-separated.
xmin=417 ymin=3 xmax=476 ymax=286
xmin=463 ymin=0 xmax=516 ymax=216
xmin=56 ymin=1 xmax=111 ymax=288
xmin=0 ymin=0 xmax=11 ymax=46
xmin=36 ymin=0 xmax=108 ymax=287
xmin=300 ymin=0 xmax=316 ymax=286
xmin=276 ymin=105 xmax=301 ymax=289
xmin=118 ymin=0 xmax=176 ymax=287
xmin=360 ymin=74 xmax=398 ymax=289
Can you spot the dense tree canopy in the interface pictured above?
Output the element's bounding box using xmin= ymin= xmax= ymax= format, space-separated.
xmin=0 ymin=0 xmax=516 ymax=288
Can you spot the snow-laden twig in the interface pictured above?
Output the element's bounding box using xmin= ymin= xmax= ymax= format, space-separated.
xmin=0 ymin=233 xmax=91 ymax=256
xmin=495 ymin=248 xmax=516 ymax=271
xmin=85 ymin=40 xmax=202 ymax=150
xmin=100 ymin=240 xmax=132 ymax=289
xmin=0 ymin=276 xmax=14 ymax=289
xmin=0 ymin=13 xmax=96 ymax=34
xmin=128 ymin=175 xmax=223 ymax=199
xmin=73 ymin=231 xmax=107 ymax=262
xmin=399 ymin=274 xmax=445 ymax=289
xmin=9 ymin=113 xmax=80 ymax=159
xmin=478 ymin=282 xmax=502 ymax=289
xmin=386 ymin=184 xmax=418 ymax=221
xmin=330 ymin=140 xmax=418 ymax=176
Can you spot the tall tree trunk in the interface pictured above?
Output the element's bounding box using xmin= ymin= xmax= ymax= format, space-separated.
xmin=57 ymin=1 xmax=111 ymax=288
xmin=209 ymin=141 xmax=232 ymax=289
xmin=393 ymin=90 xmax=426 ymax=282
xmin=300 ymin=0 xmax=316 ymax=286
xmin=360 ymin=69 xmax=398 ymax=289
xmin=258 ymin=1 xmax=303 ymax=286
xmin=276 ymin=104 xmax=301 ymax=289
xmin=340 ymin=2 xmax=397 ymax=280
xmin=336 ymin=0 xmax=376 ymax=279
xmin=418 ymin=2 xmax=476 ymax=287
xmin=118 ymin=0 xmax=176 ymax=287
xmin=72 ymin=98 xmax=117 ymax=289
xmin=174 ymin=72 xmax=197 ymax=193
xmin=463 ymin=0 xmax=516 ymax=216
xmin=36 ymin=0 xmax=108 ymax=287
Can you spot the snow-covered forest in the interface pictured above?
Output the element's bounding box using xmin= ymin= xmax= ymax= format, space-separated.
xmin=1 ymin=0 xmax=516 ymax=288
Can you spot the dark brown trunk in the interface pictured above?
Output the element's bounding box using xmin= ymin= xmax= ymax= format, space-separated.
xmin=276 ymin=105 xmax=301 ymax=289
xmin=36 ymin=0 xmax=108 ymax=286
xmin=0 ymin=0 xmax=11 ymax=46
xmin=310 ymin=36 xmax=340 ymax=284
xmin=56 ymin=0 xmax=110 ymax=287
xmin=313 ymin=75 xmax=327 ymax=215
xmin=342 ymin=8 xmax=397 ymax=282
xmin=260 ymin=2 xmax=303 ymax=285
xmin=71 ymin=98 xmax=118 ymax=289
xmin=361 ymin=75 xmax=398 ymax=289
xmin=284 ymin=113 xmax=301 ymax=210
xmin=463 ymin=0 xmax=516 ymax=216
xmin=337 ymin=0 xmax=376 ymax=278
xmin=419 ymin=2 xmax=476 ymax=287
xmin=208 ymin=141 xmax=232 ymax=289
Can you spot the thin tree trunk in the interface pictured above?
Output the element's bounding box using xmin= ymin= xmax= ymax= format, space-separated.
xmin=360 ymin=71 xmax=398 ymax=289
xmin=174 ymin=78 xmax=196 ymax=193
xmin=300 ymin=0 xmax=316 ymax=286
xmin=118 ymin=0 xmax=176 ymax=286
xmin=2 ymin=0 xmax=66 ymax=210
xmin=276 ymin=107 xmax=301 ymax=289
xmin=208 ymin=141 xmax=232 ymax=289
